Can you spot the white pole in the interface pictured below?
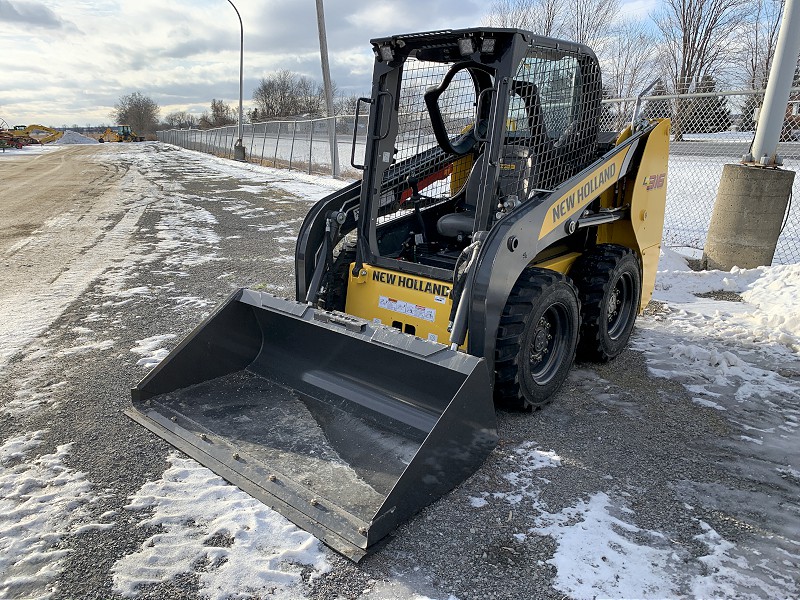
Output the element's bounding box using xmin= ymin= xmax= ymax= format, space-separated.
xmin=315 ymin=0 xmax=340 ymax=178
xmin=750 ymin=0 xmax=800 ymax=165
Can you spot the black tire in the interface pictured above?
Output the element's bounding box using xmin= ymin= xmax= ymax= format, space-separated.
xmin=320 ymin=238 xmax=357 ymax=311
xmin=570 ymin=244 xmax=641 ymax=363
xmin=494 ymin=268 xmax=580 ymax=410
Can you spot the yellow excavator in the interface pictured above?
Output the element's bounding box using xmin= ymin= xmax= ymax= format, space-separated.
xmin=2 ymin=124 xmax=63 ymax=145
xmin=16 ymin=124 xmax=64 ymax=144
xmin=98 ymin=125 xmax=144 ymax=142
xmin=128 ymin=27 xmax=670 ymax=561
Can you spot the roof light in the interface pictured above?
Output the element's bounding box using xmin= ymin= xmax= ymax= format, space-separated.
xmin=380 ymin=44 xmax=394 ymax=62
xmin=481 ymin=37 xmax=496 ymax=54
xmin=458 ymin=37 xmax=475 ymax=56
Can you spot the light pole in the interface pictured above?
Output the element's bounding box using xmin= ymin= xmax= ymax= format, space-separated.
xmin=227 ymin=0 xmax=246 ymax=161
xmin=315 ymin=0 xmax=339 ymax=177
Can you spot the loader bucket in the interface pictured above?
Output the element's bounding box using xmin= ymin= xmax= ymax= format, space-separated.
xmin=127 ymin=289 xmax=496 ymax=561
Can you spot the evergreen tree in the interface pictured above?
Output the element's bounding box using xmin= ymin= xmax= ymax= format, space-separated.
xmin=641 ymin=81 xmax=672 ymax=120
xmin=683 ymin=76 xmax=731 ymax=133
xmin=739 ymin=95 xmax=762 ymax=132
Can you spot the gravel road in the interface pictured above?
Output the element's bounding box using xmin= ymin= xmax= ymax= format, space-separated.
xmin=1 ymin=143 xmax=796 ymax=600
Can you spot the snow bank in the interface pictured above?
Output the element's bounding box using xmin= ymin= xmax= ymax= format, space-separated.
xmin=112 ymin=453 xmax=330 ymax=599
xmin=653 ymin=248 xmax=800 ymax=352
xmin=53 ymin=130 xmax=98 ymax=145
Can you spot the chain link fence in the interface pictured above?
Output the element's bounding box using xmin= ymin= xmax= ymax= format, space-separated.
xmin=602 ymin=88 xmax=799 ymax=265
xmin=157 ymin=115 xmax=368 ymax=179
xmin=158 ymin=88 xmax=800 ymax=265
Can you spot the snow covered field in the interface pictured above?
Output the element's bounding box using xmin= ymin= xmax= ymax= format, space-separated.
xmin=0 ymin=143 xmax=798 ymax=599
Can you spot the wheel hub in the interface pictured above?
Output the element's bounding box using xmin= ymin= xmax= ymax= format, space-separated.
xmin=531 ymin=317 xmax=552 ymax=362
xmin=607 ymin=286 xmax=621 ymax=323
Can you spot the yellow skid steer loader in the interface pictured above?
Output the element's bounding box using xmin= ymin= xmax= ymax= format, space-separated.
xmin=128 ymin=28 xmax=669 ymax=561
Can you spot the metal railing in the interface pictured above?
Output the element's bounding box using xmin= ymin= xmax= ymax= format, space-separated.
xmin=158 ymin=89 xmax=800 ymax=264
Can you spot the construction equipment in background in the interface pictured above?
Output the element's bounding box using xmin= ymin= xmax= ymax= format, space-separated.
xmin=98 ymin=125 xmax=144 ymax=142
xmin=0 ymin=131 xmax=24 ymax=149
xmin=0 ymin=124 xmax=63 ymax=146
xmin=7 ymin=124 xmax=64 ymax=144
xmin=21 ymin=124 xmax=63 ymax=144
xmin=128 ymin=28 xmax=670 ymax=561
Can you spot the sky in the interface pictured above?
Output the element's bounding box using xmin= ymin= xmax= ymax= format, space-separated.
xmin=0 ymin=0 xmax=655 ymax=127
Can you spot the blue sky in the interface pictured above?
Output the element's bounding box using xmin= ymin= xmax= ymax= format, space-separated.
xmin=0 ymin=0 xmax=655 ymax=127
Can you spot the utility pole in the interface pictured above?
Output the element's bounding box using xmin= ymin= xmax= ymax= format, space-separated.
xmin=703 ymin=0 xmax=799 ymax=270
xmin=315 ymin=0 xmax=340 ymax=177
xmin=749 ymin=0 xmax=800 ymax=165
xmin=227 ymin=0 xmax=246 ymax=161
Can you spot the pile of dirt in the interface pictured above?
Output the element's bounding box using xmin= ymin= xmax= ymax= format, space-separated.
xmin=54 ymin=130 xmax=99 ymax=145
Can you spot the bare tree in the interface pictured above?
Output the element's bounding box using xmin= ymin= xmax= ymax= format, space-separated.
xmin=163 ymin=111 xmax=198 ymax=129
xmin=565 ymin=0 xmax=619 ymax=48
xmin=112 ymin=92 xmax=160 ymax=135
xmin=484 ymin=0 xmax=562 ymax=36
xmin=252 ymin=71 xmax=329 ymax=119
xmin=484 ymin=0 xmax=619 ymax=47
xmin=601 ymin=19 xmax=659 ymax=129
xmin=199 ymin=100 xmax=236 ymax=129
xmin=334 ymin=93 xmax=361 ymax=115
xmin=654 ymin=0 xmax=748 ymax=138
xmin=739 ymin=0 xmax=784 ymax=90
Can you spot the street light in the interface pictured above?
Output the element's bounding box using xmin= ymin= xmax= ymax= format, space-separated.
xmin=227 ymin=0 xmax=246 ymax=161
xmin=315 ymin=0 xmax=339 ymax=177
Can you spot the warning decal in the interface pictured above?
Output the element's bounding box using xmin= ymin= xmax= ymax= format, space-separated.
xmin=378 ymin=296 xmax=436 ymax=322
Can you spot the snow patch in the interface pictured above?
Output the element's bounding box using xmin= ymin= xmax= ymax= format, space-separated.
xmin=0 ymin=431 xmax=103 ymax=599
xmin=130 ymin=334 xmax=176 ymax=368
xmin=532 ymin=492 xmax=678 ymax=598
xmin=112 ymin=453 xmax=330 ymax=599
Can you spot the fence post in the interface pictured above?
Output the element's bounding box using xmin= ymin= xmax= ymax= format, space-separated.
xmin=260 ymin=123 xmax=267 ymax=165
xmin=289 ymin=121 xmax=297 ymax=171
xmin=308 ymin=120 xmax=314 ymax=174
xmin=274 ymin=122 xmax=282 ymax=167
xmin=249 ymin=122 xmax=256 ymax=160
xmin=331 ymin=116 xmax=339 ymax=178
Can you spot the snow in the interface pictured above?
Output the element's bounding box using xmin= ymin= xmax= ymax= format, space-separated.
xmin=130 ymin=334 xmax=177 ymax=368
xmin=112 ymin=453 xmax=330 ymax=600
xmin=532 ymin=492 xmax=679 ymax=599
xmin=53 ymin=130 xmax=98 ymax=145
xmin=0 ymin=431 xmax=105 ymax=599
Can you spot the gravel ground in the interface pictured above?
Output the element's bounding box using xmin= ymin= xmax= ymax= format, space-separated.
xmin=1 ymin=143 xmax=796 ymax=599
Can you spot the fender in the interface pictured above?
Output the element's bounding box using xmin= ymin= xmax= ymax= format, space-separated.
xmin=466 ymin=121 xmax=659 ymax=374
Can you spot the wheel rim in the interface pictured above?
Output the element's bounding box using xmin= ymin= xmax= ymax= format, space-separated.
xmin=607 ymin=272 xmax=635 ymax=340
xmin=528 ymin=302 xmax=571 ymax=385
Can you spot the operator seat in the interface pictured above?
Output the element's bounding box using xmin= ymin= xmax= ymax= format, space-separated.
xmin=436 ymin=153 xmax=487 ymax=238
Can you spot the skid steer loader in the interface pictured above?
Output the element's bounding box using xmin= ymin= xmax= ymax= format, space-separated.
xmin=128 ymin=27 xmax=669 ymax=561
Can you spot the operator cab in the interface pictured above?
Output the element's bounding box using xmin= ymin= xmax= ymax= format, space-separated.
xmin=354 ymin=29 xmax=602 ymax=278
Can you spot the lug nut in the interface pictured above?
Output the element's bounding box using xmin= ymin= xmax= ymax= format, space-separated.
xmin=232 ymin=453 xmax=240 ymax=460
xmin=268 ymin=474 xmax=277 ymax=482
xmin=358 ymin=527 xmax=367 ymax=536
xmin=310 ymin=499 xmax=319 ymax=507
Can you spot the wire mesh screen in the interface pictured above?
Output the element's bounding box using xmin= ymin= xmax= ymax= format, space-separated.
xmin=375 ymin=57 xmax=478 ymax=225
xmin=500 ymin=47 xmax=601 ymax=202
